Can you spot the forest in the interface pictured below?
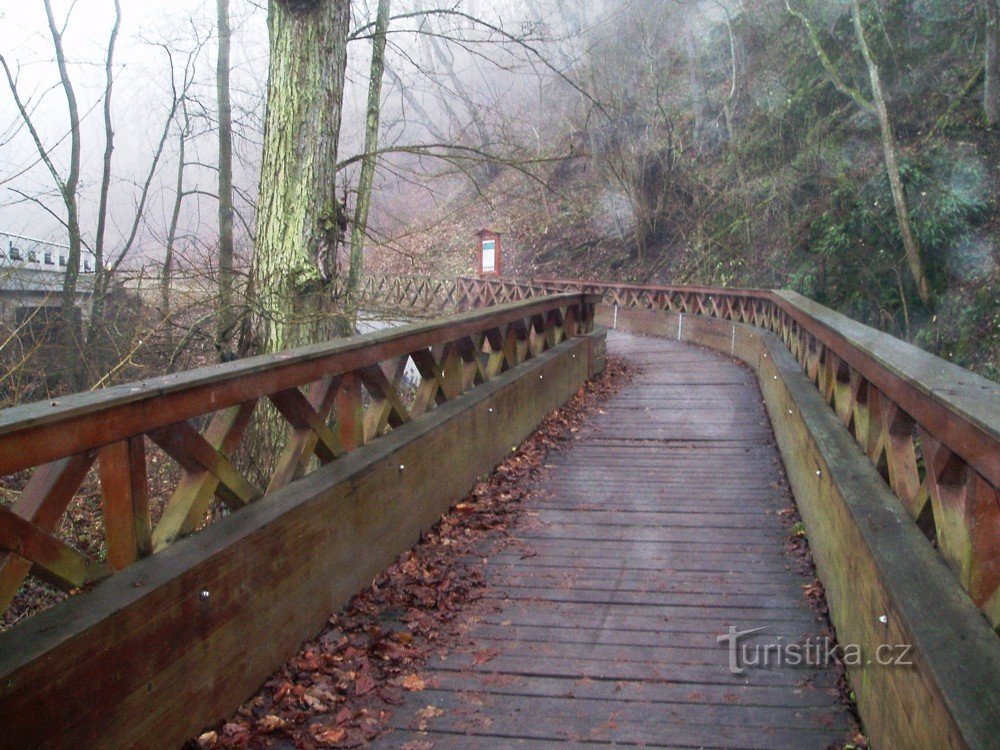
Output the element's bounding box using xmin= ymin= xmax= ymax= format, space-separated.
xmin=0 ymin=0 xmax=997 ymax=398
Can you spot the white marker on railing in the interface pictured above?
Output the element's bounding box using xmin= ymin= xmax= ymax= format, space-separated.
xmin=678 ymin=313 xmax=684 ymax=341
xmin=613 ymin=305 xmax=618 ymax=330
xmin=731 ymin=324 xmax=736 ymax=355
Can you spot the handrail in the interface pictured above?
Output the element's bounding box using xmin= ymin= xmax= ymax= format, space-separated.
xmin=0 ymin=293 xmax=599 ymax=617
xmin=473 ymin=275 xmax=998 ymax=626
xmin=320 ymin=271 xmax=1000 ymax=625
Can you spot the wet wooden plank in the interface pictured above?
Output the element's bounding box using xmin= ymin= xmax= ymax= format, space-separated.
xmin=376 ymin=332 xmax=854 ymax=748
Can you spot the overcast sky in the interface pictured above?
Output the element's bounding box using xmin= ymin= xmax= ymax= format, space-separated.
xmin=0 ymin=0 xmax=608 ymax=269
xmin=0 ymin=0 xmax=268 ymax=264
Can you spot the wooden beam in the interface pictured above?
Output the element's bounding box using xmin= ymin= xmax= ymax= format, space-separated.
xmin=0 ymin=452 xmax=96 ymax=610
xmin=335 ymin=372 xmax=364 ymax=451
xmin=0 ymin=506 xmax=110 ymax=591
xmin=268 ymin=377 xmax=343 ymax=493
xmin=361 ymin=359 xmax=408 ymax=442
xmin=268 ymin=385 xmax=343 ymax=463
xmin=147 ymin=421 xmax=259 ymax=509
xmin=99 ymin=438 xmax=152 ymax=570
xmin=152 ymin=403 xmax=256 ymax=551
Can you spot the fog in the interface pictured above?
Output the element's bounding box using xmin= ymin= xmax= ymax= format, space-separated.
xmin=0 ymin=0 xmax=611 ymax=270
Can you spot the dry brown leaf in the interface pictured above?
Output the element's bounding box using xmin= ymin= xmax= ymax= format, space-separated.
xmin=310 ymin=724 xmax=347 ymax=745
xmin=354 ymin=671 xmax=376 ymax=696
xmin=401 ymin=673 xmax=426 ymax=691
xmin=256 ymin=714 xmax=285 ymax=732
xmin=417 ymin=705 xmax=444 ymax=720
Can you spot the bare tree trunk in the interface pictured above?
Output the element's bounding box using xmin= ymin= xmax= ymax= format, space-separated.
xmin=348 ymin=0 xmax=391 ymax=297
xmin=685 ymin=19 xmax=707 ymax=146
xmin=87 ymin=0 xmax=121 ymax=383
xmin=717 ymin=1 xmax=754 ymax=255
xmin=162 ymin=100 xmax=190 ymax=319
xmin=216 ymin=0 xmax=236 ymax=358
xmin=254 ymin=0 xmax=350 ymax=354
xmin=43 ymin=0 xmax=85 ymax=388
xmin=851 ymin=0 xmax=930 ymax=305
xmin=987 ymin=0 xmax=1000 ymax=126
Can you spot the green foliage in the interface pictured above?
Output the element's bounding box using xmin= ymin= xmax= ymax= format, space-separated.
xmin=914 ymin=285 xmax=1000 ymax=380
xmin=796 ymin=147 xmax=989 ymax=335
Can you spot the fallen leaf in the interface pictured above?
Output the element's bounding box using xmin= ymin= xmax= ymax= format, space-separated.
xmin=355 ymin=671 xmax=376 ymax=696
xmin=256 ymin=714 xmax=285 ymax=732
xmin=401 ymin=673 xmax=426 ymax=691
xmin=222 ymin=722 xmax=247 ymax=737
xmin=310 ymin=724 xmax=347 ymax=745
xmin=417 ymin=705 xmax=444 ymax=720
xmin=472 ymin=648 xmax=500 ymax=666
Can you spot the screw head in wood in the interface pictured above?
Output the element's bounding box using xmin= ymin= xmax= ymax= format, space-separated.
xmin=398 ymin=464 xmax=405 ymax=472
xmin=199 ymin=589 xmax=210 ymax=601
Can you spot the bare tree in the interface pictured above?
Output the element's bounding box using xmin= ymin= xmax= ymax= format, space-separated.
xmin=1 ymin=0 xmax=85 ymax=386
xmin=2 ymin=2 xmax=191 ymax=386
xmin=217 ymin=0 xmax=237 ymax=356
xmin=786 ymin=0 xmax=931 ymax=306
xmin=348 ymin=0 xmax=391 ymax=298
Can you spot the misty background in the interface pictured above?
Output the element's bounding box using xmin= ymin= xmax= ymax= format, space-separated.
xmin=0 ymin=0 xmax=996 ymax=384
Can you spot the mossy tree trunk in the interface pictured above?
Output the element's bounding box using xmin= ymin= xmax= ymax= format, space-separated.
xmin=254 ymin=0 xmax=350 ymax=355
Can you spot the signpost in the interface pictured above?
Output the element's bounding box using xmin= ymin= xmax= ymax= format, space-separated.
xmin=475 ymin=229 xmax=501 ymax=277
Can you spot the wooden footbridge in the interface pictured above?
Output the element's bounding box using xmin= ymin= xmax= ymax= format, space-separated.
xmin=0 ymin=275 xmax=997 ymax=749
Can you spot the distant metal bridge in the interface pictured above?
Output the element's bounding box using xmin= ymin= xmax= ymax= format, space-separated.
xmin=0 ymin=231 xmax=96 ymax=321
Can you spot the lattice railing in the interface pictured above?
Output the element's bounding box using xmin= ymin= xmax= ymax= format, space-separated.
xmin=0 ymin=294 xmax=597 ymax=618
xmin=347 ymin=275 xmax=460 ymax=314
xmin=517 ymin=277 xmax=998 ymax=628
xmin=323 ymin=272 xmax=999 ymax=626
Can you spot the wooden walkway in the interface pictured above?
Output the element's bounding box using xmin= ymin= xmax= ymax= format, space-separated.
xmin=377 ymin=332 xmax=855 ymax=749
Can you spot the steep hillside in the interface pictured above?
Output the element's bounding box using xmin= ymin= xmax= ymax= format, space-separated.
xmin=372 ymin=0 xmax=998 ymax=379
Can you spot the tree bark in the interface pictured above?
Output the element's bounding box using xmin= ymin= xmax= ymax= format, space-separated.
xmin=87 ymin=0 xmax=121 ymax=383
xmin=254 ymin=0 xmax=351 ymax=354
xmin=685 ymin=19 xmax=707 ymax=146
xmin=987 ymin=0 xmax=1000 ymax=126
xmin=851 ymin=0 xmax=930 ymax=305
xmin=43 ymin=0 xmax=85 ymax=388
xmin=162 ymin=99 xmax=190 ymax=319
xmin=216 ymin=0 xmax=237 ymax=357
xmin=347 ymin=0 xmax=391 ymax=297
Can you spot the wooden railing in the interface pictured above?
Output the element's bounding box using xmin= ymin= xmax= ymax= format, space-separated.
xmin=496 ymin=276 xmax=1000 ymax=627
xmin=0 ymin=294 xmax=598 ymax=618
xmin=350 ymin=272 xmax=998 ymax=627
